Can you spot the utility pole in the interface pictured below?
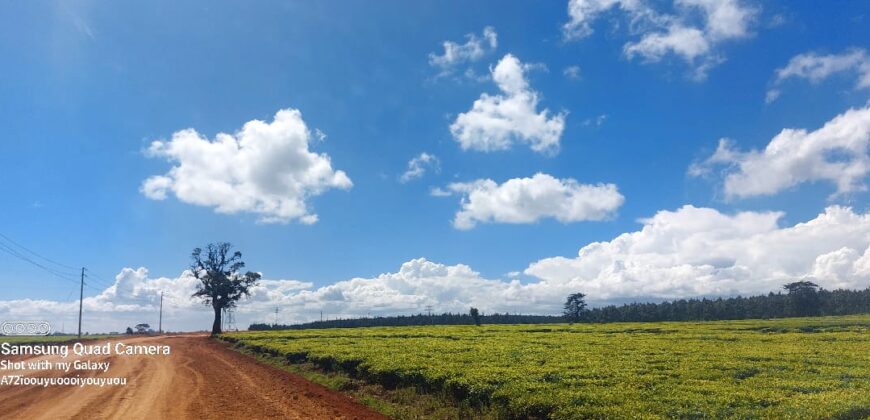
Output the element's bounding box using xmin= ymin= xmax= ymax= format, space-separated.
xmin=158 ymin=291 xmax=164 ymax=334
xmin=274 ymin=307 xmax=279 ymax=326
xmin=320 ymin=311 xmax=323 ymax=323
xmin=78 ymin=267 xmax=84 ymax=339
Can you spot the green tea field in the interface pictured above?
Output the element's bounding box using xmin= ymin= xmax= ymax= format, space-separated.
xmin=224 ymin=315 xmax=870 ymax=419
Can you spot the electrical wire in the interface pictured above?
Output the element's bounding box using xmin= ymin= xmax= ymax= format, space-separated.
xmin=83 ymin=270 xmax=115 ymax=289
xmin=0 ymin=232 xmax=79 ymax=271
xmin=0 ymin=232 xmax=169 ymax=310
xmin=0 ymin=232 xmax=117 ymax=298
xmin=0 ymin=242 xmax=80 ymax=285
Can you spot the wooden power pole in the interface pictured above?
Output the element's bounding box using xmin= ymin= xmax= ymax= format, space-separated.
xmin=158 ymin=291 xmax=164 ymax=334
xmin=78 ymin=267 xmax=84 ymax=339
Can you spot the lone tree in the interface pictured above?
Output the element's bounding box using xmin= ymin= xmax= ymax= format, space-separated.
xmin=190 ymin=242 xmax=261 ymax=335
xmin=563 ymin=292 xmax=588 ymax=324
xmin=134 ymin=323 xmax=151 ymax=334
xmin=783 ymin=281 xmax=821 ymax=317
xmin=469 ymin=307 xmax=481 ymax=326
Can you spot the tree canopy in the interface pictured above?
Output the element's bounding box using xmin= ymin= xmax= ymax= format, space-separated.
xmin=563 ymin=293 xmax=588 ymax=324
xmin=783 ymin=281 xmax=821 ymax=317
xmin=190 ymin=242 xmax=260 ymax=335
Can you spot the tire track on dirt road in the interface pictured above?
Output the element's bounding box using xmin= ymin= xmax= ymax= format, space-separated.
xmin=0 ymin=335 xmax=387 ymax=419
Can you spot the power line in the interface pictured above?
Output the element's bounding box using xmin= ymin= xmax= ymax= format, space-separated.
xmin=0 ymin=231 xmax=171 ymax=334
xmin=64 ymin=285 xmax=77 ymax=301
xmin=0 ymin=242 xmax=80 ymax=285
xmin=82 ymin=282 xmax=106 ymax=294
xmin=84 ymin=269 xmax=115 ymax=287
xmin=0 ymin=241 xmax=77 ymax=276
xmin=83 ymin=272 xmax=113 ymax=290
xmin=0 ymin=232 xmax=78 ymax=271
xmin=83 ymin=283 xmax=107 ymax=293
xmin=63 ymin=275 xmax=157 ymax=305
xmin=0 ymin=232 xmax=115 ymax=294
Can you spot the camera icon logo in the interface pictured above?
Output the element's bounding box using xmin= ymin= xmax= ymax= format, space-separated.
xmin=1 ymin=321 xmax=52 ymax=336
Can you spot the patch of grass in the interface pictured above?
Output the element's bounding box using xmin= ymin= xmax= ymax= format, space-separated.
xmin=733 ymin=368 xmax=761 ymax=380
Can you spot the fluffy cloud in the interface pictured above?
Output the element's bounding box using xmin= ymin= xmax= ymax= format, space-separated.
xmin=141 ymin=109 xmax=352 ymax=224
xmin=0 ymin=260 xmax=547 ymax=332
xmin=6 ymin=206 xmax=870 ymax=332
xmin=435 ymin=173 xmax=624 ymax=229
xmin=526 ymin=205 xmax=870 ymax=299
xmin=564 ymin=0 xmax=757 ymax=79
xmin=563 ymin=65 xmax=582 ymax=80
xmin=690 ymin=105 xmax=870 ymax=199
xmin=429 ymin=26 xmax=497 ymax=76
xmin=563 ymin=0 xmax=650 ymax=40
xmin=399 ymin=152 xmax=440 ymax=183
xmin=623 ymin=24 xmax=711 ymax=63
xmin=0 ymin=267 xmax=313 ymax=333
xmin=766 ymin=48 xmax=870 ymax=103
xmin=450 ymin=54 xmax=566 ymax=154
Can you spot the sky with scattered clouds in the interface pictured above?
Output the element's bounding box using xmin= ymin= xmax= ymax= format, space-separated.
xmin=1 ymin=0 xmax=869 ymax=332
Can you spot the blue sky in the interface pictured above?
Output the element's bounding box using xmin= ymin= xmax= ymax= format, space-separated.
xmin=2 ymin=1 xmax=870 ymax=331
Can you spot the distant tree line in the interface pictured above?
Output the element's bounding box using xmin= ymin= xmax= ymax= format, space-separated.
xmin=249 ymin=284 xmax=870 ymax=331
xmin=250 ymin=312 xmax=558 ymax=330
xmin=583 ymin=284 xmax=869 ymax=323
xmin=124 ymin=323 xmax=153 ymax=334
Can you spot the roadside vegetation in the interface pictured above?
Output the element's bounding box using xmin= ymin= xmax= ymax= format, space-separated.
xmin=224 ymin=315 xmax=870 ymax=419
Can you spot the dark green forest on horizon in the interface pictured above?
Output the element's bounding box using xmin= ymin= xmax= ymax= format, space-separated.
xmin=251 ymin=283 xmax=870 ymax=330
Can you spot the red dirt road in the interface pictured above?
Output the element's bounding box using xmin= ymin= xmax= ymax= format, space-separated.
xmin=0 ymin=335 xmax=388 ymax=419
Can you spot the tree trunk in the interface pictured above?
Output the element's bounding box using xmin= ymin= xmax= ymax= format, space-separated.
xmin=211 ymin=305 xmax=222 ymax=336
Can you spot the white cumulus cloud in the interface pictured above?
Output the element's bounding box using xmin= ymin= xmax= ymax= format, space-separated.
xmin=5 ymin=206 xmax=870 ymax=332
xmin=450 ymin=54 xmax=566 ymax=154
xmin=435 ymin=173 xmax=624 ymax=230
xmin=564 ymin=0 xmax=757 ymax=80
xmin=766 ymin=48 xmax=870 ymax=103
xmin=624 ymin=24 xmax=711 ymax=63
xmin=525 ymin=205 xmax=870 ymax=299
xmin=399 ymin=152 xmax=440 ymax=183
xmin=563 ymin=0 xmax=650 ymax=40
xmin=141 ymin=108 xmax=352 ymax=224
xmin=0 ymin=267 xmax=313 ymax=333
xmin=690 ymin=105 xmax=870 ymax=199
xmin=429 ymin=26 xmax=498 ymax=76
